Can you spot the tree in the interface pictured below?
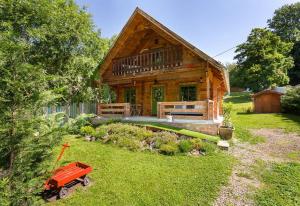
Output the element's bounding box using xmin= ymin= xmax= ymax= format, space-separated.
xmin=268 ymin=3 xmax=300 ymax=85
xmin=234 ymin=28 xmax=294 ymax=92
xmin=281 ymin=86 xmax=300 ymax=114
xmin=225 ymin=62 xmax=241 ymax=88
xmin=0 ymin=0 xmax=107 ymax=204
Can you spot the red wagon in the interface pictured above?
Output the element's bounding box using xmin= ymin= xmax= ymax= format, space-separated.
xmin=44 ymin=144 xmax=93 ymax=199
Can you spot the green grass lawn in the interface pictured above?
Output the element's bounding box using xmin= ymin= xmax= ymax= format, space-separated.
xmin=48 ymin=135 xmax=233 ymax=206
xmin=225 ymin=92 xmax=300 ymax=144
xmin=254 ymin=162 xmax=300 ymax=206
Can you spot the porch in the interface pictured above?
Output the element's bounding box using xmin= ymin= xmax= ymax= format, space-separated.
xmin=97 ymin=100 xmax=215 ymax=120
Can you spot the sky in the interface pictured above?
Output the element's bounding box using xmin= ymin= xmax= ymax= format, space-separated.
xmin=76 ymin=0 xmax=298 ymax=64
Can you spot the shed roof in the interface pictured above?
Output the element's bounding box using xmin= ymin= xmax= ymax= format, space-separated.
xmin=252 ymin=89 xmax=284 ymax=98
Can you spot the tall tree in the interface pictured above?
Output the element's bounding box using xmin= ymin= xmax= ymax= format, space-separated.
xmin=268 ymin=3 xmax=300 ymax=85
xmin=0 ymin=0 xmax=107 ymax=204
xmin=234 ymin=28 xmax=294 ymax=92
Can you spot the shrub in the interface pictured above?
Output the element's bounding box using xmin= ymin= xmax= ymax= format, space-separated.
xmin=65 ymin=114 xmax=93 ymax=134
xmin=223 ymin=103 xmax=233 ymax=127
xmin=190 ymin=138 xmax=203 ymax=150
xmin=281 ymin=86 xmax=300 ymax=114
xmin=201 ymin=142 xmax=217 ymax=154
xmin=152 ymin=131 xmax=178 ymax=148
xmin=97 ymin=123 xmax=153 ymax=150
xmin=116 ymin=137 xmax=141 ymax=151
xmin=159 ymin=142 xmax=179 ymax=155
xmin=94 ymin=127 xmax=107 ymax=139
xmin=179 ymin=140 xmax=193 ymax=153
xmin=102 ymin=123 xmax=153 ymax=141
xmin=80 ymin=126 xmax=96 ymax=136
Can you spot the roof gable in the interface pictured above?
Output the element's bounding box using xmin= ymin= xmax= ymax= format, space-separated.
xmin=99 ymin=7 xmax=229 ymax=91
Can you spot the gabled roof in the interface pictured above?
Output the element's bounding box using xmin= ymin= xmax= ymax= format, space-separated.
xmin=100 ymin=7 xmax=229 ymax=91
xmin=252 ymin=89 xmax=284 ymax=97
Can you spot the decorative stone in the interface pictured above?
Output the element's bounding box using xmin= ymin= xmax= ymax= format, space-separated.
xmin=190 ymin=149 xmax=200 ymax=156
xmin=217 ymin=140 xmax=230 ymax=150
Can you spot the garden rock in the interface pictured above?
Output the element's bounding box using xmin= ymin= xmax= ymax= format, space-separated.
xmin=217 ymin=140 xmax=230 ymax=150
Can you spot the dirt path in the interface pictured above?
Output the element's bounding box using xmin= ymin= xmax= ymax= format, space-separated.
xmin=213 ymin=129 xmax=300 ymax=206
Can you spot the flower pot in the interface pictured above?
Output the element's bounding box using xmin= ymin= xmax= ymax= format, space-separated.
xmin=219 ymin=126 xmax=234 ymax=140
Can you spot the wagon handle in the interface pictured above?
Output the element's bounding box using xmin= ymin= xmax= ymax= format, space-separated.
xmin=51 ymin=143 xmax=70 ymax=173
xmin=56 ymin=143 xmax=70 ymax=163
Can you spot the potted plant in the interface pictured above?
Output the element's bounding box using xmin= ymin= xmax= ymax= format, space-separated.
xmin=219 ymin=103 xmax=234 ymax=140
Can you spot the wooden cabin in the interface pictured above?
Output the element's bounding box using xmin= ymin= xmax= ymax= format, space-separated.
xmin=252 ymin=90 xmax=284 ymax=113
xmin=97 ymin=8 xmax=229 ymax=132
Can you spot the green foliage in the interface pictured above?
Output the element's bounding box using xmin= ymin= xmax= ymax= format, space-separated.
xmin=281 ymin=86 xmax=300 ymax=115
xmin=94 ymin=127 xmax=107 ymax=139
xmin=255 ymin=163 xmax=300 ymax=206
xmin=99 ymin=84 xmax=117 ymax=103
xmin=0 ymin=0 xmax=109 ymax=204
xmin=223 ymin=103 xmax=233 ymax=127
xmin=159 ymin=142 xmax=179 ymax=155
xmin=234 ymin=28 xmax=294 ymax=92
xmin=0 ymin=178 xmax=10 ymax=206
xmin=226 ymin=62 xmax=241 ymax=88
xmin=268 ymin=2 xmax=300 ymax=85
xmin=201 ymin=142 xmax=217 ymax=154
xmin=152 ymin=131 xmax=178 ymax=148
xmin=65 ymin=114 xmax=93 ymax=134
xmin=190 ymin=138 xmax=203 ymax=150
xmin=80 ymin=126 xmax=96 ymax=136
xmin=179 ymin=140 xmax=193 ymax=153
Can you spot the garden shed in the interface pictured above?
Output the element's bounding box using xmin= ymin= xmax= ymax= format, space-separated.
xmin=252 ymin=89 xmax=284 ymax=113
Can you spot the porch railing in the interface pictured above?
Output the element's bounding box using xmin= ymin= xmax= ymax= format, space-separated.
xmin=158 ymin=100 xmax=214 ymax=120
xmin=97 ymin=103 xmax=142 ymax=117
xmin=98 ymin=103 xmax=131 ymax=117
xmin=112 ymin=46 xmax=182 ymax=76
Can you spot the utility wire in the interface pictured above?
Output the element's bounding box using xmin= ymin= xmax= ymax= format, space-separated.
xmin=213 ymin=46 xmax=237 ymax=58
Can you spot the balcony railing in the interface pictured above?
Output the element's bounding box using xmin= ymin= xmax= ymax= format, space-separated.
xmin=112 ymin=46 xmax=182 ymax=76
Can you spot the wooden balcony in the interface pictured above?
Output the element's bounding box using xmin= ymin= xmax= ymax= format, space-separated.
xmin=112 ymin=46 xmax=182 ymax=76
xmin=158 ymin=100 xmax=214 ymax=120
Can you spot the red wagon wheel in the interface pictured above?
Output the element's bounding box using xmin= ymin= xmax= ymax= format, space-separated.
xmin=58 ymin=187 xmax=68 ymax=199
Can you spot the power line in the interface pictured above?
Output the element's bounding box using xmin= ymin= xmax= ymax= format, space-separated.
xmin=213 ymin=46 xmax=237 ymax=58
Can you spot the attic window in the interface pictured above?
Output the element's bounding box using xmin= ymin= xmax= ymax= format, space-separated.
xmin=154 ymin=39 xmax=159 ymax=44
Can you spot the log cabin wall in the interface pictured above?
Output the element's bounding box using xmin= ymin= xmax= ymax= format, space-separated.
xmin=99 ymin=8 xmax=228 ymax=119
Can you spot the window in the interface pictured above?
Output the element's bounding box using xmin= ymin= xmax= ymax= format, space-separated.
xmin=180 ymin=85 xmax=197 ymax=101
xmin=124 ymin=87 xmax=136 ymax=104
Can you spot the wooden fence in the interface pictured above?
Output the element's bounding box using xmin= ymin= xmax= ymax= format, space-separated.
xmin=45 ymin=102 xmax=97 ymax=118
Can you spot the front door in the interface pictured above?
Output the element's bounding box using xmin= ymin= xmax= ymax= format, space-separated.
xmin=152 ymin=86 xmax=164 ymax=116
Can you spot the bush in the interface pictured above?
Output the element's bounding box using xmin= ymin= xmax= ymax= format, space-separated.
xmin=152 ymin=131 xmax=178 ymax=148
xmin=102 ymin=123 xmax=153 ymax=141
xmin=201 ymin=142 xmax=217 ymax=154
xmin=190 ymin=138 xmax=203 ymax=150
xmin=159 ymin=142 xmax=179 ymax=155
xmin=281 ymin=86 xmax=300 ymax=114
xmin=80 ymin=126 xmax=96 ymax=136
xmin=179 ymin=140 xmax=193 ymax=153
xmin=223 ymin=103 xmax=233 ymax=127
xmin=116 ymin=137 xmax=141 ymax=151
xmin=94 ymin=127 xmax=107 ymax=139
xmin=97 ymin=123 xmax=153 ymax=150
xmin=65 ymin=114 xmax=93 ymax=134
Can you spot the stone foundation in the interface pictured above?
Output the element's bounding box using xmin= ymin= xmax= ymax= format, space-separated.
xmin=164 ymin=122 xmax=220 ymax=136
